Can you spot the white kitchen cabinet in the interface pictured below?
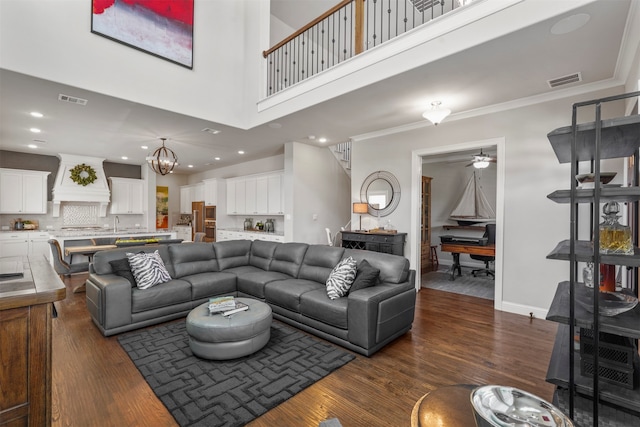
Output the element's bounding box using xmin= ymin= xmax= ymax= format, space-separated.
xmin=173 ymin=226 xmax=192 ymax=242
xmin=28 ymin=231 xmax=51 ymax=261
xmin=0 ymin=232 xmax=29 ymax=257
xmin=203 ymin=179 xmax=218 ymax=206
xmin=109 ymin=177 xmax=144 ymax=214
xmin=0 ymin=168 xmax=50 ymax=214
xmin=180 ymin=186 xmax=191 ymax=214
xmin=226 ymin=171 xmax=284 ymax=215
xmin=193 ymin=182 xmax=204 ymax=203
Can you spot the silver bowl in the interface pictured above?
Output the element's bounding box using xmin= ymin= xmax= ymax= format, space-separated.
xmin=471 ymin=385 xmax=573 ymax=427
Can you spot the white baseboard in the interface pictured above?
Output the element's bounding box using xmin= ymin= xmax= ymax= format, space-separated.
xmin=500 ymin=301 xmax=548 ymax=320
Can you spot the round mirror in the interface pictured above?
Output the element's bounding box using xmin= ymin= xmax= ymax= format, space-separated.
xmin=360 ymin=171 xmax=401 ymax=217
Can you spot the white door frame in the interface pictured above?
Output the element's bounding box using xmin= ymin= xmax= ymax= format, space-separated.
xmin=410 ymin=137 xmax=505 ymax=311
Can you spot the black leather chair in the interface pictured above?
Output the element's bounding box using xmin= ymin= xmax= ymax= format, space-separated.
xmin=471 ymin=223 xmax=496 ymax=278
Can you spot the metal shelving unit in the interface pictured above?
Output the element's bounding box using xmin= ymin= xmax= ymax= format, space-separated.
xmin=545 ymin=92 xmax=640 ymax=426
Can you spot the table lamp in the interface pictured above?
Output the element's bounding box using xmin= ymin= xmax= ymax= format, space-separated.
xmin=353 ymin=202 xmax=369 ymax=231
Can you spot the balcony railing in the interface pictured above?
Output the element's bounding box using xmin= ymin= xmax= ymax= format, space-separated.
xmin=263 ymin=0 xmax=469 ymax=96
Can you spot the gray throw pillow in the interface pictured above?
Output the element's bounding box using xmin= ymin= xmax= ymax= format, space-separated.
xmin=349 ymin=259 xmax=380 ymax=294
xmin=109 ymin=257 xmax=136 ymax=287
xmin=326 ymin=256 xmax=357 ymax=300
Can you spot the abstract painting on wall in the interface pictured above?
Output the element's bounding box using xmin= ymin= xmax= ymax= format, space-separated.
xmin=156 ymin=186 xmax=169 ymax=229
xmin=92 ymin=0 xmax=194 ymax=68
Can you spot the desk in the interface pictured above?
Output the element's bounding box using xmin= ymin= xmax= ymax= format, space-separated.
xmin=440 ymin=243 xmax=495 ymax=280
xmin=65 ymin=244 xmax=117 ymax=262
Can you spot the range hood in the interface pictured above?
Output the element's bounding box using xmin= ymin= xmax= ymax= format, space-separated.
xmin=52 ymin=154 xmax=111 ymax=217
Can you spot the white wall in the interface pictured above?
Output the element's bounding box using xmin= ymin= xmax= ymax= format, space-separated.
xmin=285 ymin=142 xmax=350 ymax=244
xmin=351 ymin=87 xmax=627 ymax=317
xmin=0 ymin=0 xmax=262 ymax=129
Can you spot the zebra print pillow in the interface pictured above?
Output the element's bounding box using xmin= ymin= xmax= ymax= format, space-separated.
xmin=126 ymin=250 xmax=172 ymax=289
xmin=326 ymin=256 xmax=357 ymax=300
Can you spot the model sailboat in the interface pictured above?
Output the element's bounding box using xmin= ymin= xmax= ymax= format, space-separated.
xmin=450 ymin=171 xmax=496 ymax=225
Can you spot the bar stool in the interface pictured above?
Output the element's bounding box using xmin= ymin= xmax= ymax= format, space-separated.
xmin=430 ymin=245 xmax=439 ymax=270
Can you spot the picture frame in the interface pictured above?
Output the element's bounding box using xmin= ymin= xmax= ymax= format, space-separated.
xmin=91 ymin=0 xmax=194 ymax=69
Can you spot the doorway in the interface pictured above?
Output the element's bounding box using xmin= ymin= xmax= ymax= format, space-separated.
xmin=410 ymin=138 xmax=505 ymax=310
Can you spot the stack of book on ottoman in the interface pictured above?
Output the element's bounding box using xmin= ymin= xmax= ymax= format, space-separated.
xmin=208 ymin=296 xmax=249 ymax=316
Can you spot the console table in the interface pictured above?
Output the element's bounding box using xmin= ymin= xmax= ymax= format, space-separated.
xmin=341 ymin=231 xmax=407 ymax=256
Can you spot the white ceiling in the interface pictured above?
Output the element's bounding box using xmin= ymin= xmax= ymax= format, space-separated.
xmin=0 ymin=0 xmax=636 ymax=174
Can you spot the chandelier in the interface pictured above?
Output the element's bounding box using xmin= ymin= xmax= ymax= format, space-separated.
xmin=146 ymin=138 xmax=178 ymax=175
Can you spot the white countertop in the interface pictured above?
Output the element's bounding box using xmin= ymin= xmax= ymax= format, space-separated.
xmin=48 ymin=229 xmax=174 ymax=238
xmin=218 ymin=228 xmax=284 ymax=236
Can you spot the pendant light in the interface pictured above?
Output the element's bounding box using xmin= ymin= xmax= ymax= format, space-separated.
xmin=422 ymin=101 xmax=451 ymax=126
xmin=146 ymin=138 xmax=178 ymax=175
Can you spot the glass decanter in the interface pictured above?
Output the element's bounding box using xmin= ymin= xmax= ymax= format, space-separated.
xmin=599 ymin=201 xmax=633 ymax=255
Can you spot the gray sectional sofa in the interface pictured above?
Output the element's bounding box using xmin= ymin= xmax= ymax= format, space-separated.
xmin=85 ymin=240 xmax=416 ymax=356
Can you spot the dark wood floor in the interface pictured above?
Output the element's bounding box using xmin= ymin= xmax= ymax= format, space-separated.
xmin=51 ymin=274 xmax=557 ymax=427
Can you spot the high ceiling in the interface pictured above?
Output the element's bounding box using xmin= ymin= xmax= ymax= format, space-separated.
xmin=0 ymin=0 xmax=636 ymax=174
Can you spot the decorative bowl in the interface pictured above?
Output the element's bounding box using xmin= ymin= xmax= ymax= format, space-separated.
xmin=575 ymin=172 xmax=616 ymax=186
xmin=471 ymin=385 xmax=573 ymax=427
xmin=575 ymin=289 xmax=638 ymax=316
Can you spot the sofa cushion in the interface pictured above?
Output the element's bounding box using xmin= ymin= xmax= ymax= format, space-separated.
xmin=326 ymin=257 xmax=357 ymax=299
xmin=131 ymin=279 xmax=192 ymax=313
xmin=126 ymin=250 xmax=172 ymax=289
xmin=249 ymin=240 xmax=278 ymax=270
xmin=237 ymin=271 xmax=292 ymax=299
xmin=349 ymin=259 xmax=380 ymax=294
xmin=264 ymin=279 xmax=324 ymax=312
xmin=223 ymin=265 xmax=264 ymax=276
xmin=344 ymin=249 xmax=410 ymax=284
xmin=92 ymin=245 xmax=174 ymax=277
xmin=181 ymin=272 xmax=237 ymax=300
xmin=169 ymin=243 xmax=218 ymax=278
xmin=213 ymin=240 xmax=252 ymax=270
xmin=300 ymin=288 xmax=348 ymax=329
xmin=298 ymin=245 xmax=345 ymax=283
xmin=269 ymin=243 xmax=309 ymax=277
xmin=109 ymin=258 xmax=136 ymax=286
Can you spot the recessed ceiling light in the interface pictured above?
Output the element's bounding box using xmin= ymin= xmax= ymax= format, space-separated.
xmin=28 ymin=144 xmax=38 ymax=149
xmin=30 ymin=128 xmax=41 ymax=133
xmin=202 ymin=128 xmax=221 ymax=135
xmin=238 ymin=150 xmax=245 ymax=155
xmin=214 ymin=157 xmax=221 ymax=160
xmin=141 ymin=145 xmax=148 ymax=150
xmin=121 ymin=156 xmax=128 ymax=160
xmin=188 ymin=165 xmax=194 ymax=168
xmin=30 ymin=112 xmax=43 ymax=118
xmin=318 ymin=137 xmax=327 ymax=143
xmin=551 ymin=13 xmax=590 ymax=35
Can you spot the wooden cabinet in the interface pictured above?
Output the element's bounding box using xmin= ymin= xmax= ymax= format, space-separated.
xmin=226 ymin=171 xmax=284 ymax=215
xmin=341 ymin=231 xmax=406 ymax=256
xmin=203 ymin=178 xmax=218 ymax=206
xmin=0 ymin=168 xmax=50 ymax=214
xmin=0 ymin=256 xmax=66 ymax=427
xmin=420 ymin=176 xmax=433 ymax=273
xmin=109 ymin=177 xmax=144 ymax=214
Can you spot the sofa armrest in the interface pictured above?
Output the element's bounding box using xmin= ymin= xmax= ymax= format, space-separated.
xmin=86 ymin=273 xmax=133 ymax=332
xmin=347 ymin=281 xmax=416 ymax=350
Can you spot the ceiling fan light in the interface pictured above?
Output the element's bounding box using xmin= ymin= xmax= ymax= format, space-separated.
xmin=473 ymin=160 xmax=490 ymax=169
xmin=422 ymin=101 xmax=451 ymax=126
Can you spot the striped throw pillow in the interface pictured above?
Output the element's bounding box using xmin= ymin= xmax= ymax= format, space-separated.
xmin=126 ymin=250 xmax=171 ymax=289
xmin=326 ymin=256 xmax=357 ymax=300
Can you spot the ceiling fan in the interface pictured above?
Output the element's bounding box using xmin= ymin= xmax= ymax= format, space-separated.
xmin=466 ymin=149 xmax=497 ymax=168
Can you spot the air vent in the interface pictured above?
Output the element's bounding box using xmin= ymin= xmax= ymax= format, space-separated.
xmin=409 ymin=0 xmax=442 ymax=13
xmin=58 ymin=93 xmax=88 ymax=105
xmin=202 ymin=128 xmax=221 ymax=135
xmin=547 ymin=72 xmax=582 ymax=88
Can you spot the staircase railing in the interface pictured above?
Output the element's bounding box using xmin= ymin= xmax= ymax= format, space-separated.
xmin=263 ymin=0 xmax=468 ymax=96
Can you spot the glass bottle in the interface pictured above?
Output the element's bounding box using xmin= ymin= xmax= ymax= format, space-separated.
xmin=598 ymin=202 xmax=633 ymax=255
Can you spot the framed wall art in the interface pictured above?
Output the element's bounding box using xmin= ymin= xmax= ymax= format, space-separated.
xmin=92 ymin=0 xmax=194 ymax=69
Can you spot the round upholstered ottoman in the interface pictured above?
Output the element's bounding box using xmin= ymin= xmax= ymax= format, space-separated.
xmin=186 ymin=298 xmax=272 ymax=360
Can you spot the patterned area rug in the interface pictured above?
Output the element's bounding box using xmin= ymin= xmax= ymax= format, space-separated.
xmin=421 ymin=269 xmax=494 ymax=300
xmin=118 ymin=320 xmax=355 ymax=427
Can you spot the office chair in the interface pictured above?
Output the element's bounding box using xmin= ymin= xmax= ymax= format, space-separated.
xmin=48 ymin=239 xmax=90 ymax=280
xmin=194 ymin=232 xmax=206 ymax=242
xmin=471 ymin=223 xmax=496 ymax=278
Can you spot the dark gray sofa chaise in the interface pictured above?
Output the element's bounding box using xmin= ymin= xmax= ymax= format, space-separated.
xmin=85 ymin=240 xmax=416 ymax=356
